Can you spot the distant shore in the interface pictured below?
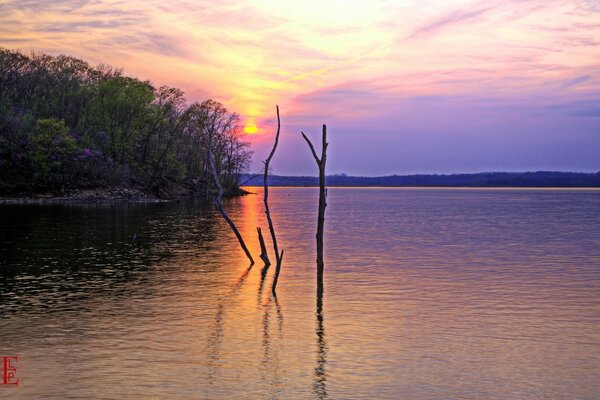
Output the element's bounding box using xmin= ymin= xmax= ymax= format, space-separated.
xmin=241 ymin=171 xmax=600 ymax=188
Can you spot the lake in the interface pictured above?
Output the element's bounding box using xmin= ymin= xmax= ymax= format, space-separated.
xmin=1 ymin=187 xmax=599 ymax=399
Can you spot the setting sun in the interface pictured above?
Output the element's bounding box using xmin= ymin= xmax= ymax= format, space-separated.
xmin=244 ymin=125 xmax=258 ymax=134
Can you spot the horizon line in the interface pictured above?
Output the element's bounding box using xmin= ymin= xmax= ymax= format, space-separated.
xmin=244 ymin=170 xmax=600 ymax=178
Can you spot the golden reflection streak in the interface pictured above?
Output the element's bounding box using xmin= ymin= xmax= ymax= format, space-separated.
xmin=239 ymin=188 xmax=261 ymax=256
xmin=204 ymin=264 xmax=253 ymax=386
xmin=261 ymin=293 xmax=284 ymax=397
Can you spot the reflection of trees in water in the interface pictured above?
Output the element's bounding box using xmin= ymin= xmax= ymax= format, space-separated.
xmin=314 ymin=287 xmax=328 ymax=399
xmin=210 ymin=256 xmax=285 ymax=396
xmin=206 ymin=254 xmax=327 ymax=399
xmin=205 ymin=264 xmax=253 ymax=385
xmin=257 ymin=262 xmax=270 ymax=301
xmin=274 ymin=294 xmax=283 ymax=338
xmin=0 ymin=200 xmax=219 ymax=315
xmin=260 ymin=292 xmax=284 ymax=397
xmin=204 ymin=265 xmax=287 ymax=396
xmin=1 ymin=199 xmax=218 ymax=265
xmin=2 ymin=198 xmax=332 ymax=399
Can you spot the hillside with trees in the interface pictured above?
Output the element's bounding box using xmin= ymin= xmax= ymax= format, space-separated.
xmin=0 ymin=47 xmax=252 ymax=198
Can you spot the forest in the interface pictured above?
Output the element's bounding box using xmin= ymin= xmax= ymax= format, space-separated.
xmin=0 ymin=47 xmax=252 ymax=197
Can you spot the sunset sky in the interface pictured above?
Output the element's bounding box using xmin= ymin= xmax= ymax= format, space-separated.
xmin=1 ymin=0 xmax=599 ymax=175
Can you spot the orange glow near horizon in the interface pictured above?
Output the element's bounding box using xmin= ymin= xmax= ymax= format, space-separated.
xmin=243 ymin=117 xmax=259 ymax=135
xmin=1 ymin=0 xmax=598 ymax=173
xmin=4 ymin=1 xmax=597 ymax=127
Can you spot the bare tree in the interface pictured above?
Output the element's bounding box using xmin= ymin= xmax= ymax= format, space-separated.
xmin=262 ymin=106 xmax=284 ymax=293
xmin=207 ymin=147 xmax=255 ymax=265
xmin=302 ymin=125 xmax=328 ymax=291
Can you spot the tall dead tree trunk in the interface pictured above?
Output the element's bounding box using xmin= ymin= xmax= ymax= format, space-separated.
xmin=264 ymin=106 xmax=284 ymax=294
xmin=208 ymin=147 xmax=255 ymax=265
xmin=302 ymin=125 xmax=328 ymax=291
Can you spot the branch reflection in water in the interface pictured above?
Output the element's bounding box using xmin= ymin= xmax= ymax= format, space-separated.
xmin=202 ymin=247 xmax=327 ymax=399
xmin=205 ymin=264 xmax=253 ymax=385
xmin=257 ymin=261 xmax=270 ymax=301
xmin=260 ymin=293 xmax=284 ymax=395
xmin=314 ymin=283 xmax=328 ymax=399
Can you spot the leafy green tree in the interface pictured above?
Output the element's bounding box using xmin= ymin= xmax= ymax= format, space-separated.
xmin=31 ymin=118 xmax=78 ymax=187
xmin=87 ymin=76 xmax=154 ymax=164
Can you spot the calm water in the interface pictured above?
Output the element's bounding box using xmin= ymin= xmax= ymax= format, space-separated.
xmin=1 ymin=187 xmax=599 ymax=399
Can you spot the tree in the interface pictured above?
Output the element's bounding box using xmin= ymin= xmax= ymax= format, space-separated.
xmin=265 ymin=106 xmax=284 ymax=293
xmin=31 ymin=118 xmax=78 ymax=187
xmin=302 ymin=125 xmax=328 ymax=293
xmin=88 ymin=76 xmax=155 ymax=165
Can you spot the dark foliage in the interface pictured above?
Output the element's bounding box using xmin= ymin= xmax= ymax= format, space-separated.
xmin=0 ymin=47 xmax=252 ymax=195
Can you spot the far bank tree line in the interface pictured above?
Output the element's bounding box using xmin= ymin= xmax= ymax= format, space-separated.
xmin=0 ymin=47 xmax=251 ymax=195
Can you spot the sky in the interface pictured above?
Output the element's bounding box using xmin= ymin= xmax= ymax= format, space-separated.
xmin=1 ymin=0 xmax=599 ymax=175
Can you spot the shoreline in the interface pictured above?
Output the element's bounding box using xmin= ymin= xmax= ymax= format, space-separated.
xmin=0 ymin=186 xmax=251 ymax=205
xmin=0 ymin=187 xmax=167 ymax=205
xmin=242 ymin=185 xmax=600 ymax=190
xmin=4 ymin=185 xmax=596 ymax=204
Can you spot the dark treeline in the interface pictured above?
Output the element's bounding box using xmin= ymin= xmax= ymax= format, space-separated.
xmin=0 ymin=47 xmax=252 ymax=196
xmin=242 ymin=171 xmax=600 ymax=187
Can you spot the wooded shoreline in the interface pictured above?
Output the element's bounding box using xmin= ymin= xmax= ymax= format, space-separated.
xmin=0 ymin=185 xmax=248 ymax=204
xmin=1 ymin=48 xmax=251 ymax=200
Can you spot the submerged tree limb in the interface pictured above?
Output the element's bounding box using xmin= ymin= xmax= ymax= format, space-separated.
xmin=257 ymin=227 xmax=270 ymax=266
xmin=207 ymin=147 xmax=255 ymax=265
xmin=238 ymin=168 xmax=264 ymax=187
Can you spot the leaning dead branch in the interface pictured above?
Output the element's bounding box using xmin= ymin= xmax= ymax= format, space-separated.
xmin=301 ymin=125 xmax=328 ymax=291
xmin=207 ymin=147 xmax=255 ymax=265
xmin=257 ymin=227 xmax=270 ymax=266
xmin=238 ymin=167 xmax=264 ymax=187
xmin=264 ymin=106 xmax=282 ymax=263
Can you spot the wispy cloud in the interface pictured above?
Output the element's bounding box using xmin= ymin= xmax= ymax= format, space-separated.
xmin=562 ymin=75 xmax=591 ymax=88
xmin=407 ymin=5 xmax=496 ymax=40
xmin=0 ymin=0 xmax=598 ymax=173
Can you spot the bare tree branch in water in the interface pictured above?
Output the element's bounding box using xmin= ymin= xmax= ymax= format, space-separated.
xmin=207 ymin=147 xmax=255 ymax=265
xmin=257 ymin=227 xmax=270 ymax=266
xmin=301 ymin=125 xmax=328 ymax=291
xmin=263 ymin=106 xmax=284 ymax=293
xmin=238 ymin=167 xmax=264 ymax=187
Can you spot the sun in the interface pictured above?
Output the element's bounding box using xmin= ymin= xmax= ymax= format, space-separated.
xmin=244 ymin=125 xmax=258 ymax=134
